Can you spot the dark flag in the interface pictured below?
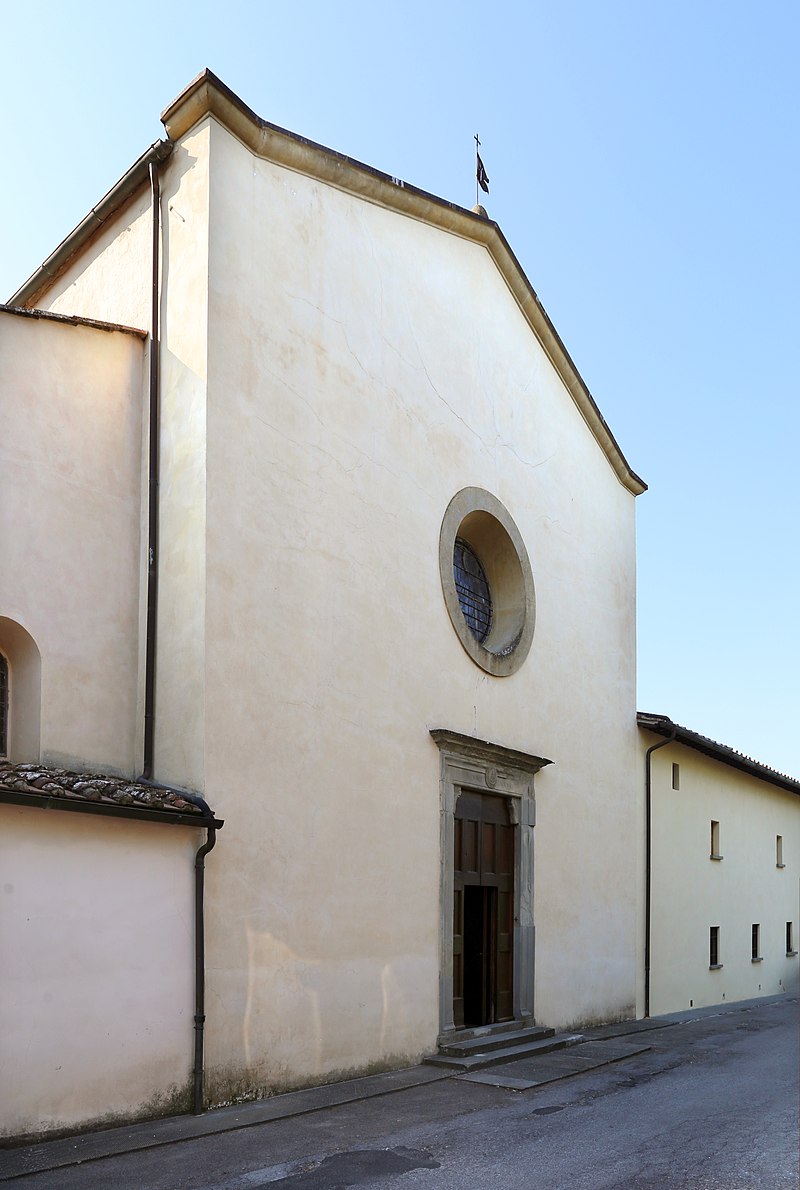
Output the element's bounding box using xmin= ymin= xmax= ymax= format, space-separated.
xmin=476 ymin=152 xmax=490 ymax=194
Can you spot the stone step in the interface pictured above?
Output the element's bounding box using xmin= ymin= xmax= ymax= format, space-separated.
xmin=437 ymin=1018 xmax=537 ymax=1044
xmin=425 ymin=1032 xmax=583 ymax=1072
xmin=437 ymin=1025 xmax=556 ymax=1058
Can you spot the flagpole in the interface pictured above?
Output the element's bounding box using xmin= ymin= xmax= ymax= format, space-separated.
xmin=474 ymin=133 xmax=480 ymax=206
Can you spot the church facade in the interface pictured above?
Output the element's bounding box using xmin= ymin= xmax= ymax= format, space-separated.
xmin=1 ymin=70 xmax=796 ymax=1141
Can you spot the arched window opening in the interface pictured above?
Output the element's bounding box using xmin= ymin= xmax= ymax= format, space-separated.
xmin=0 ymin=619 xmax=41 ymax=763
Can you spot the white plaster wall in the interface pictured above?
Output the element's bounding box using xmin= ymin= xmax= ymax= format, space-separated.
xmin=0 ymin=804 xmax=198 ymax=1138
xmin=200 ymin=121 xmax=641 ymax=1098
xmin=28 ymin=131 xmax=212 ymax=791
xmin=35 ymin=188 xmax=153 ymax=329
xmin=648 ymin=742 xmax=800 ymax=1015
xmin=0 ymin=311 xmax=144 ymax=772
xmin=152 ymin=129 xmax=210 ymax=789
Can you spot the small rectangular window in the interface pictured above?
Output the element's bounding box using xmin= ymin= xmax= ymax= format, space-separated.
xmin=672 ymin=763 xmax=680 ymax=790
xmin=709 ymin=925 xmax=721 ymax=967
xmin=751 ymin=924 xmax=761 ymax=961
xmin=787 ymin=922 xmax=795 ymax=955
xmin=776 ymin=835 xmax=784 ymax=867
xmin=710 ymin=820 xmax=721 ymax=859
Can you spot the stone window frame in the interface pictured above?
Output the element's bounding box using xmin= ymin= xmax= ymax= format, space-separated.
xmin=439 ymin=488 xmax=536 ymax=678
xmin=431 ymin=728 xmax=551 ymax=1038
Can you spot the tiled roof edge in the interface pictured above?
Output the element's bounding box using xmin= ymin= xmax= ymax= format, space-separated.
xmin=0 ymin=762 xmax=223 ymax=828
xmin=0 ymin=303 xmax=147 ymax=338
xmin=637 ymin=713 xmax=800 ymax=795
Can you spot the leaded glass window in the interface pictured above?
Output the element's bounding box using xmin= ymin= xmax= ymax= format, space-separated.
xmin=453 ymin=539 xmax=492 ymax=644
xmin=0 ymin=655 xmax=7 ymax=756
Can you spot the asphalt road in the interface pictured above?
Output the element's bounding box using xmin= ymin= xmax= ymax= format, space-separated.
xmin=4 ymin=998 xmax=798 ymax=1189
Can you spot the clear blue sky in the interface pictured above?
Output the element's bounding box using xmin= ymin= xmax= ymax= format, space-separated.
xmin=2 ymin=1 xmax=797 ymax=774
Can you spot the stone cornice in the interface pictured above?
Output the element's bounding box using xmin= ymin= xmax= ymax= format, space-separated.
xmin=162 ymin=70 xmax=647 ymax=497
xmin=430 ymin=728 xmax=552 ymax=775
xmin=9 ymin=69 xmax=645 ymax=495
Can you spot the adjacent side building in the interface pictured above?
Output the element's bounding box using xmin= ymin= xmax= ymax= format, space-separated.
xmin=640 ymin=714 xmax=800 ymax=1016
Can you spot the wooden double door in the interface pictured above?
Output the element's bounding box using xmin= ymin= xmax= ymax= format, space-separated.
xmin=453 ymin=791 xmax=515 ymax=1028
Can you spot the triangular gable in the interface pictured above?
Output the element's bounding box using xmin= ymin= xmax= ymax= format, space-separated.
xmin=11 ymin=69 xmax=645 ymax=496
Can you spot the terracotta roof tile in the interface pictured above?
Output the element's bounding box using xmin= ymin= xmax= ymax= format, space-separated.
xmin=0 ymin=762 xmax=215 ymax=820
xmin=637 ymin=713 xmax=800 ymax=795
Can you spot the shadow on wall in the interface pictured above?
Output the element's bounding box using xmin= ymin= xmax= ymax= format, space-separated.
xmin=0 ymin=617 xmax=41 ymax=762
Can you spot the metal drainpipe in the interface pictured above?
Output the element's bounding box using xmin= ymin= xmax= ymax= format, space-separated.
xmin=137 ymin=158 xmax=215 ymax=1118
xmin=194 ymin=826 xmax=217 ymax=1114
xmin=644 ymin=726 xmax=677 ymax=1017
xmin=142 ymin=160 xmax=161 ymax=780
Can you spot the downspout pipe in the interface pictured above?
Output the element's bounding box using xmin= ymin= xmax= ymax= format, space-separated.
xmin=644 ymin=726 xmax=677 ymax=1017
xmin=194 ymin=826 xmax=217 ymax=1114
xmin=137 ymin=146 xmax=215 ymax=1120
xmin=142 ymin=160 xmax=161 ymax=780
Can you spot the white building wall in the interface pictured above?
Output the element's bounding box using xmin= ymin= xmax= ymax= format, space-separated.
xmin=30 ymin=129 xmax=213 ymax=791
xmin=151 ymin=129 xmax=211 ymax=791
xmin=648 ymin=742 xmax=800 ymax=1015
xmin=35 ymin=188 xmax=153 ymax=330
xmin=0 ymin=310 xmax=144 ymax=773
xmin=200 ymin=119 xmax=641 ymax=1098
xmin=0 ymin=804 xmax=198 ymax=1139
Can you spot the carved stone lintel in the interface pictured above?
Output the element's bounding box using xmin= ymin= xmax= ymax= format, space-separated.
xmin=430 ymin=728 xmax=552 ymax=775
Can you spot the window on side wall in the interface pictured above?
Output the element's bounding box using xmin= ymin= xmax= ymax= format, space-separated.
xmin=0 ymin=619 xmax=41 ymax=763
xmin=787 ymin=923 xmax=796 ymax=956
xmin=776 ymin=835 xmax=784 ymax=868
xmin=709 ymin=926 xmax=721 ymax=968
xmin=710 ymin=820 xmax=722 ymax=860
xmin=751 ymin=924 xmax=761 ymax=961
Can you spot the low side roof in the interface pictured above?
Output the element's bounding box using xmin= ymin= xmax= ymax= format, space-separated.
xmin=10 ymin=69 xmax=646 ymax=495
xmin=637 ymin=712 xmax=800 ymax=796
xmin=0 ymin=762 xmax=223 ymax=828
xmin=0 ymin=303 xmax=146 ymax=338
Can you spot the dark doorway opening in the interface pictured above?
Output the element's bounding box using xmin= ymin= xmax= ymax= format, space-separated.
xmin=462 ymin=885 xmax=497 ymax=1027
xmin=453 ymin=791 xmax=514 ymax=1029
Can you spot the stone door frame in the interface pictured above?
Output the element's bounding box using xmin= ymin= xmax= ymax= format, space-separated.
xmin=430 ymin=728 xmax=552 ymax=1038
